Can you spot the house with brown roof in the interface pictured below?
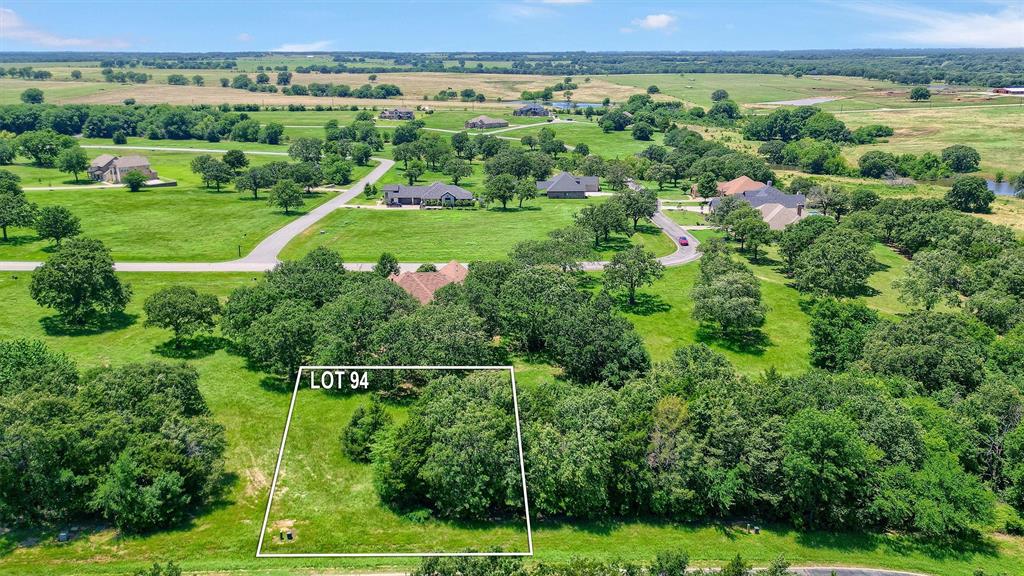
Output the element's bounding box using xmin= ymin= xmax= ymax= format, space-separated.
xmin=88 ymin=155 xmax=157 ymax=183
xmin=717 ymin=175 xmax=767 ymax=197
xmin=465 ymin=115 xmax=509 ymax=129
xmin=390 ymin=260 xmax=469 ymax=304
xmin=380 ymin=108 xmax=415 ymax=120
xmin=708 ymin=184 xmax=808 ymax=230
xmin=536 ymin=171 xmax=600 ymax=199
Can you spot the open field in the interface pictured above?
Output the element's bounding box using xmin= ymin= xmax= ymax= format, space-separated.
xmin=605 ymin=73 xmax=1022 ymax=112
xmin=0 ymin=148 xmax=375 ymax=262
xmin=839 ymin=104 xmax=1024 ymax=175
xmin=279 ymin=196 xmax=676 ymax=263
xmin=2 ymin=271 xmax=1023 ymax=575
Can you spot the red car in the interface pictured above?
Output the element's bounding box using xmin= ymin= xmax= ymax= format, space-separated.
xmin=678 ymin=236 xmax=690 ymax=246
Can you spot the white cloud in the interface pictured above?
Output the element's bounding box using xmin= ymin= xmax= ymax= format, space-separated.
xmin=236 ymin=32 xmax=254 ymax=42
xmin=270 ymin=40 xmax=333 ymax=52
xmin=633 ymin=13 xmax=677 ymax=31
xmin=0 ymin=8 xmax=130 ymax=49
xmin=844 ymin=2 xmax=1024 ymax=48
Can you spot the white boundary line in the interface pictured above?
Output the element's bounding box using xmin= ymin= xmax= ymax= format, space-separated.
xmin=256 ymin=365 xmax=533 ymax=558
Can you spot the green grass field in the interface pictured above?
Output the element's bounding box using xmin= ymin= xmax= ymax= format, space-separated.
xmin=280 ymin=196 xmax=675 ymax=263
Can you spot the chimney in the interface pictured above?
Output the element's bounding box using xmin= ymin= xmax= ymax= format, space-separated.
xmin=797 ymin=204 xmax=804 ymax=217
xmin=767 ymin=180 xmax=773 ymax=187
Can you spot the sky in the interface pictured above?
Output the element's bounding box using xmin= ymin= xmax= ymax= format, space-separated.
xmin=0 ymin=1 xmax=1022 ymax=53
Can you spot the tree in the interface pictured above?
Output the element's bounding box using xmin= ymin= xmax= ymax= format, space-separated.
xmin=34 ymin=205 xmax=80 ymax=247
xmin=946 ymin=175 xmax=994 ymax=213
xmin=350 ymin=142 xmax=372 ymax=166
xmin=942 ymin=145 xmax=981 ymax=173
xmin=0 ymin=140 xmax=14 ymax=165
xmin=1012 ymin=171 xmax=1024 ymax=198
xmin=734 ymin=217 xmax=773 ymax=262
xmin=894 ymin=248 xmax=964 ymax=310
xmin=200 ymin=159 xmax=233 ymax=192
xmin=809 ymin=297 xmax=879 ymax=371
xmin=259 ymin=122 xmax=285 ymax=145
xmin=711 ymin=89 xmax=730 ymax=102
xmin=267 ymin=179 xmax=304 ymax=215
xmin=808 ymin=184 xmax=850 ymax=220
xmin=520 ymin=135 xmax=537 ymax=149
xmin=144 ymin=285 xmax=221 ymax=346
xmin=632 ymin=122 xmax=654 ymax=141
xmin=514 ymin=177 xmax=538 ymax=209
xmin=16 ymin=129 xmax=75 ymax=167
xmin=375 ymin=252 xmax=400 ymax=278
xmin=288 ymin=137 xmax=323 ymax=164
xmin=123 ymin=170 xmax=146 ymax=192
xmin=647 ymin=85 xmax=661 ymax=94
xmin=778 ymin=215 xmax=836 ymax=272
xmin=0 ymin=174 xmax=36 ymax=241
xmin=604 ymin=246 xmax=665 ymax=305
xmin=405 ymin=160 xmax=426 ymax=185
xmin=240 ymin=300 xmax=317 ymax=381
xmin=574 ymin=202 xmax=629 ymax=247
xmin=859 ymin=150 xmax=898 ymax=179
xmin=648 ymin=163 xmax=674 ymax=190
xmin=20 ymin=88 xmax=44 ymax=104
xmin=30 ymin=237 xmax=132 ymax=324
xmin=342 ymin=401 xmax=392 ymax=463
xmin=55 ymin=146 xmax=88 ymax=182
xmin=484 ymin=173 xmax=517 ymax=209
xmin=794 ymin=228 xmax=876 ymax=297
xmin=235 ymin=167 xmax=272 ymax=199
xmin=909 ymin=87 xmax=931 ymax=101
xmin=692 ymin=268 xmax=766 ymax=338
xmin=222 ymin=149 xmax=249 ymax=172
xmin=442 ymin=157 xmax=472 ymax=185
xmin=614 ymin=187 xmax=658 ymax=231
xmin=322 ymin=155 xmax=354 ymax=185
xmin=783 ymin=408 xmax=874 ymax=530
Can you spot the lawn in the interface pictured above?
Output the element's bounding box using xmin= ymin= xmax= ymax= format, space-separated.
xmin=280 ymin=194 xmax=675 ymax=263
xmin=2 ymin=272 xmax=1023 ymax=575
xmin=0 ymin=149 xmax=354 ymax=262
xmin=665 ymin=209 xmax=707 ymax=227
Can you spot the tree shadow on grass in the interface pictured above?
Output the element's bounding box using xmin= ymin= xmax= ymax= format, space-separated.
xmin=615 ymin=292 xmax=671 ymax=316
xmin=791 ymin=524 xmax=999 ymax=561
xmin=153 ymin=335 xmax=229 ymax=360
xmin=0 ymin=235 xmax=41 ymax=248
xmin=39 ymin=311 xmax=138 ymax=337
xmin=695 ymin=325 xmax=770 ymax=355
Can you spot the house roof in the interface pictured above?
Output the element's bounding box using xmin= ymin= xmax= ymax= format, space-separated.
xmin=517 ymin=103 xmax=546 ymax=111
xmin=758 ymin=203 xmax=805 ymax=230
xmin=384 ymin=182 xmax=475 ymax=201
xmin=114 ymin=155 xmax=151 ymax=169
xmin=537 ymin=171 xmax=598 ymax=193
xmin=383 ymin=107 xmax=414 ymax=113
xmin=90 ymin=154 xmax=116 ymax=168
xmin=390 ymin=260 xmax=468 ymax=304
xmin=709 ymin=185 xmax=806 ymax=210
xmin=717 ymin=175 xmax=766 ymax=196
xmin=467 ymin=115 xmax=507 ymax=125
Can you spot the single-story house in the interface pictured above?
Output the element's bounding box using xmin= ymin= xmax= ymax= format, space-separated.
xmin=691 ymin=175 xmax=767 ymax=198
xmin=383 ymin=182 xmax=475 ymax=206
xmin=88 ymin=155 xmax=157 ymax=183
xmin=380 ymin=108 xmax=415 ymax=120
xmin=536 ymin=171 xmax=600 ymax=199
xmin=465 ymin=115 xmax=509 ymax=129
xmin=993 ymin=87 xmax=1024 ymax=95
xmin=390 ymin=260 xmax=469 ymax=304
xmin=708 ymin=184 xmax=807 ymax=230
xmin=513 ymin=103 xmax=548 ymax=117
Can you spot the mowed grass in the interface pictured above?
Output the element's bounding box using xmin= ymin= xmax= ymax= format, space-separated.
xmin=264 ymin=386 xmax=529 ymax=555
xmin=0 ymin=149 xmax=357 ymax=262
xmin=2 ymin=272 xmax=1023 ymax=575
xmin=280 ymin=195 xmax=676 ymax=263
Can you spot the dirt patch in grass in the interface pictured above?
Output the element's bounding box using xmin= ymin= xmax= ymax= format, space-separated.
xmin=243 ymin=466 xmax=269 ymax=498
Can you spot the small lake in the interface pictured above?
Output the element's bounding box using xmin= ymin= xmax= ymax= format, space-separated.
xmin=987 ymin=180 xmax=1020 ymax=197
xmin=506 ymin=100 xmax=605 ymax=109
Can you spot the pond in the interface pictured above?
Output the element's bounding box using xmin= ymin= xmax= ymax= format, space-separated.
xmin=987 ymin=180 xmax=1020 ymax=197
xmin=506 ymin=100 xmax=605 ymax=109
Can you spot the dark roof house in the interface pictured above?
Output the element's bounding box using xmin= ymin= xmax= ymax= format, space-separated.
xmin=536 ymin=171 xmax=599 ymax=199
xmin=708 ymin=184 xmax=807 ymax=230
xmin=465 ymin=115 xmax=509 ymax=129
xmin=390 ymin=260 xmax=469 ymax=304
xmin=513 ymin=103 xmax=548 ymax=117
xmin=383 ymin=182 xmax=475 ymax=206
xmin=380 ymin=108 xmax=415 ymax=120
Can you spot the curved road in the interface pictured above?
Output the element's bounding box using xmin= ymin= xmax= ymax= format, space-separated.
xmin=0 ymin=148 xmax=700 ymax=273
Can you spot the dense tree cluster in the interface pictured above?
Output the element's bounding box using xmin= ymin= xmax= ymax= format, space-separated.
xmin=857 ymin=145 xmax=982 ymax=181
xmin=745 ymin=106 xmax=892 ymax=145
xmin=0 ymin=341 xmax=226 ymax=532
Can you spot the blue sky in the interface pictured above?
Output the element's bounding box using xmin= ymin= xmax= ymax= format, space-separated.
xmin=1 ymin=1 xmax=1022 ymax=52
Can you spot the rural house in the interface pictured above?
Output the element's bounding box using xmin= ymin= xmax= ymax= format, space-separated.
xmin=993 ymin=87 xmax=1024 ymax=95
xmin=537 ymin=171 xmax=599 ymax=199
xmin=464 ymin=115 xmax=509 ymax=129
xmin=383 ymin=182 xmax=476 ymax=206
xmin=513 ymin=103 xmax=548 ymax=116
xmin=88 ymin=154 xmax=157 ymax=183
xmin=379 ymin=108 xmax=415 ymax=120
xmin=691 ymin=175 xmax=766 ymax=198
xmin=708 ymin=183 xmax=807 ymax=230
xmin=390 ymin=260 xmax=469 ymax=304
